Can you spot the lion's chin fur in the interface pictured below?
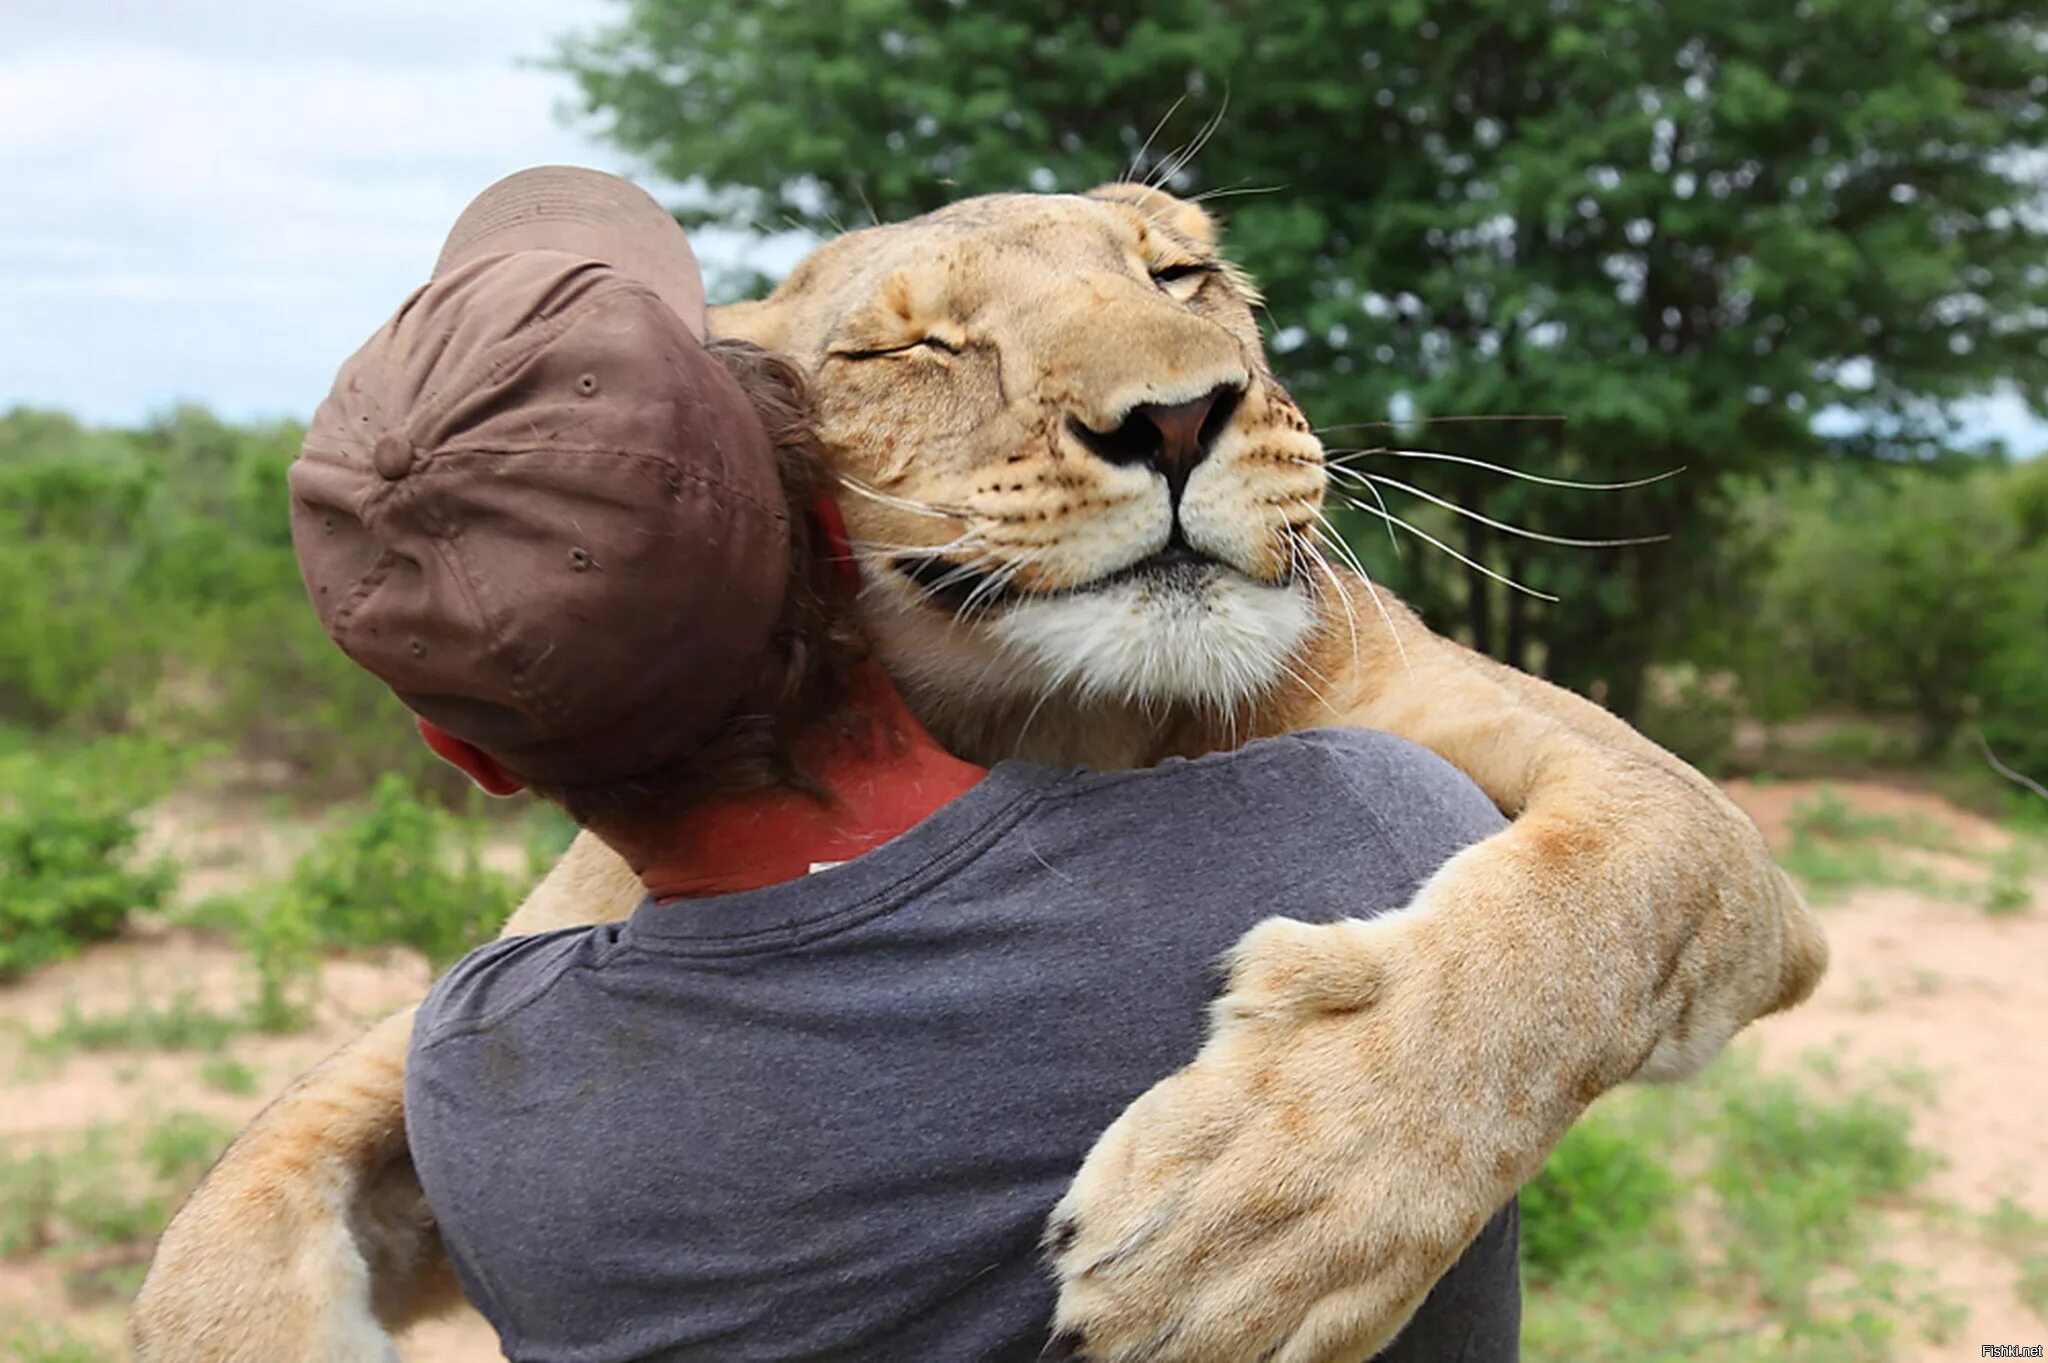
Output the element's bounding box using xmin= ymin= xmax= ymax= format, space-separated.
xmin=860 ymin=568 xmax=1318 ymax=767
xmin=985 ymin=575 xmax=1317 ymax=712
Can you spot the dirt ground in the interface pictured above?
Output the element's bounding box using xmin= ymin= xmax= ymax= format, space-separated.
xmin=1722 ymin=778 xmax=2048 ymax=1361
xmin=2 ymin=778 xmax=2042 ymax=1360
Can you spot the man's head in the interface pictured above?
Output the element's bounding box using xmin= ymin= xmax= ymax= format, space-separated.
xmin=291 ymin=167 xmax=859 ymax=826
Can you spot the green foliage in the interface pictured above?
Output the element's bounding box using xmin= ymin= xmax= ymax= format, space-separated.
xmin=0 ymin=1113 xmax=234 ymax=1318
xmin=1787 ymin=788 xmax=1949 ymax=851
xmin=1522 ymin=1054 xmax=1945 ymax=1361
xmin=1774 ymin=783 xmax=2042 ymax=909
xmin=280 ymin=775 xmax=518 ymax=968
xmin=1982 ymin=848 xmax=2036 ymax=918
xmin=0 ymin=1322 xmax=108 ymax=1363
xmin=559 ymin=0 xmax=2046 ymax=714
xmin=137 ymin=1112 xmax=235 ymax=1187
xmin=0 ymin=770 xmax=175 ymax=981
xmin=1709 ymin=1071 xmax=1926 ymax=1261
xmin=1982 ymin=1197 xmax=2048 ymax=1319
xmin=1519 ymin=1110 xmax=1677 ymax=1282
xmin=1977 ymin=480 xmax=2048 ymax=787
xmin=35 ymin=992 xmax=245 ymax=1055
xmin=1637 ymin=665 xmax=1739 ymax=773
xmin=1718 ymin=466 xmax=2038 ymax=759
xmin=242 ymin=888 xmax=320 ymax=1034
xmin=196 ymin=1056 xmax=260 ymax=1096
xmin=0 ymin=1146 xmax=61 ymax=1256
xmin=0 ymin=406 xmax=447 ymax=792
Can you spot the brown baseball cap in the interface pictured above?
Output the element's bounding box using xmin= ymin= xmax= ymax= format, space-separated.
xmin=290 ymin=166 xmax=789 ymax=788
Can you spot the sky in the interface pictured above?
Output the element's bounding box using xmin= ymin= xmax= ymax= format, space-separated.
xmin=1 ymin=1 xmax=2042 ymax=452
xmin=0 ymin=0 xmax=809 ymax=427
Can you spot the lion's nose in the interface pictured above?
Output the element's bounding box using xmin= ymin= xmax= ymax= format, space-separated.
xmin=1069 ymin=383 xmax=1244 ymax=505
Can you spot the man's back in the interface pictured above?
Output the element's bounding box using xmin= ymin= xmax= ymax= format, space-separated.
xmin=406 ymin=728 xmax=1518 ymax=1362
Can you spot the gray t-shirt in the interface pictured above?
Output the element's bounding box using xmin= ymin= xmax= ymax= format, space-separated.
xmin=407 ymin=729 xmax=1519 ymax=1363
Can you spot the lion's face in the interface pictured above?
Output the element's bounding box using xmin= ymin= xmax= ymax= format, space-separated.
xmin=713 ymin=184 xmax=1328 ymax=750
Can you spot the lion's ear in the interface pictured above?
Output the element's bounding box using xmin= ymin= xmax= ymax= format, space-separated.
xmin=708 ymin=298 xmax=788 ymax=351
xmin=1084 ymin=182 xmax=1218 ymax=249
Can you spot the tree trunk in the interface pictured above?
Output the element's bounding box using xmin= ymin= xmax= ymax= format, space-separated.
xmin=1464 ymin=517 xmax=1494 ymax=657
xmin=1504 ymin=549 xmax=1531 ymax=672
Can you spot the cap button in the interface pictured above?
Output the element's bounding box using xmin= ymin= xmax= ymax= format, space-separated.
xmin=371 ymin=433 xmax=415 ymax=481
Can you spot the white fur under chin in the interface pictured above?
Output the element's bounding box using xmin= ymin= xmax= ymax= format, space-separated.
xmin=984 ymin=574 xmax=1316 ymax=712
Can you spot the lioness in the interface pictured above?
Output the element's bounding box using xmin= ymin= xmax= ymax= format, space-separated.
xmin=133 ymin=181 xmax=1825 ymax=1363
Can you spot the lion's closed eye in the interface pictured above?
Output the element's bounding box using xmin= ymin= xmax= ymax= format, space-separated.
xmin=1149 ymin=260 xmax=1217 ymax=303
xmin=827 ymin=335 xmax=964 ymax=362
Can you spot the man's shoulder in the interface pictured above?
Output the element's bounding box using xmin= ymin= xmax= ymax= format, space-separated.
xmin=1132 ymin=728 xmax=1501 ymax=827
xmin=1284 ymin=728 xmax=1503 ymax=821
xmin=412 ymin=923 xmax=613 ymax=1053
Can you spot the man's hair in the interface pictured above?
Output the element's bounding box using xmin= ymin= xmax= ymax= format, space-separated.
xmin=528 ymin=338 xmax=868 ymax=830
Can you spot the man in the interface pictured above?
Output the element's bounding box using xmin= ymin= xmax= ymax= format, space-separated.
xmin=287 ymin=167 xmax=1519 ymax=1361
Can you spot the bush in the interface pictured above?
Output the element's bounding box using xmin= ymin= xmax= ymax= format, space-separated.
xmin=280 ymin=775 xmax=520 ymax=968
xmin=1637 ymin=664 xmax=1739 ymax=775
xmin=0 ymin=404 xmax=439 ymax=792
xmin=1978 ymin=540 xmax=2048 ymax=798
xmin=1715 ymin=463 xmax=2046 ymax=764
xmin=1520 ymin=1111 xmax=1678 ymax=1282
xmin=0 ymin=781 xmax=175 ymax=980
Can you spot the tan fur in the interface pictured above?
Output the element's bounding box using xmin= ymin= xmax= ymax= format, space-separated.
xmin=133 ymin=186 xmax=1824 ymax=1362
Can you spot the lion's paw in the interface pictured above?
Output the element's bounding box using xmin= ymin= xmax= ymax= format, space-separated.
xmin=1044 ymin=915 xmax=1489 ymax=1363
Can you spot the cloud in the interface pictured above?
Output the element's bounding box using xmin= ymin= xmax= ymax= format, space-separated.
xmin=0 ymin=0 xmax=638 ymax=422
xmin=1 ymin=3 xmax=2040 ymax=454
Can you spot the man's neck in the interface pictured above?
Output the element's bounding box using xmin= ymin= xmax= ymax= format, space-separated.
xmin=617 ymin=664 xmax=989 ymax=900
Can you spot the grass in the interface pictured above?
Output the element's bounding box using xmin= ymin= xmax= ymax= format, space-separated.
xmin=0 ymin=1322 xmax=108 ymax=1363
xmin=35 ymin=990 xmax=247 ymax=1055
xmin=1777 ymin=785 xmax=2039 ymax=913
xmin=0 ymin=1112 xmax=235 ymax=1312
xmin=196 ymin=1056 xmax=259 ymax=1095
xmin=1983 ymin=848 xmax=2037 ymax=917
xmin=1983 ymin=1196 xmax=2048 ymax=1320
xmin=1521 ymin=1052 xmax=1948 ymax=1362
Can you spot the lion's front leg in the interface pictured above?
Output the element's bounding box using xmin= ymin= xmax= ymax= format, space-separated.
xmin=1050 ymin=592 xmax=1825 ymax=1360
xmin=131 ymin=1006 xmax=440 ymax=1363
xmin=134 ymin=831 xmax=643 ymax=1361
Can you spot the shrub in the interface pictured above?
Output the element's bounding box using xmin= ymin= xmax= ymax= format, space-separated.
xmin=0 ymin=404 xmax=441 ymax=793
xmin=1520 ymin=1111 xmax=1678 ymax=1282
xmin=1709 ymin=1070 xmax=1926 ymax=1262
xmin=0 ymin=781 xmax=175 ymax=980
xmin=281 ymin=775 xmax=520 ymax=968
xmin=244 ymin=887 xmax=320 ymax=1034
xmin=36 ymin=992 xmax=245 ymax=1054
xmin=1714 ymin=464 xmax=2042 ymax=762
xmin=1637 ymin=665 xmax=1739 ymax=775
xmin=1978 ymin=541 xmax=2048 ymax=798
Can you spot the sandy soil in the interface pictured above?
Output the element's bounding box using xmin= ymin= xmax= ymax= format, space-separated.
xmin=1723 ymin=778 xmax=2048 ymax=1361
xmin=3 ymin=778 xmax=2042 ymax=1360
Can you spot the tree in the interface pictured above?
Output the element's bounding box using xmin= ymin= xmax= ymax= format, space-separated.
xmin=559 ymin=0 xmax=2047 ymax=716
xmin=1726 ymin=466 xmax=2025 ymax=758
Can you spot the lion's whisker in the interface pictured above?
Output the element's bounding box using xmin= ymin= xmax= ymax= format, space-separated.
xmin=838 ymin=476 xmax=980 ymax=521
xmin=846 ymin=528 xmax=989 ymax=560
xmin=1310 ymin=514 xmax=1411 ymax=675
xmin=1149 ymin=91 xmax=1229 ymax=191
xmin=1185 ymin=180 xmax=1286 ymax=206
xmin=1350 ymin=471 xmax=1669 ymax=549
xmin=1312 ymin=415 xmax=1567 ymax=437
xmin=1322 ymin=465 xmax=1404 ymax=560
xmin=1125 ymin=94 xmax=1193 ymax=186
xmin=1333 ymin=494 xmax=1561 ymax=603
xmin=1324 ymin=447 xmax=1685 ymax=493
xmin=956 ymin=548 xmax=1049 ymax=623
xmin=1296 ymin=530 xmax=1359 ymax=674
